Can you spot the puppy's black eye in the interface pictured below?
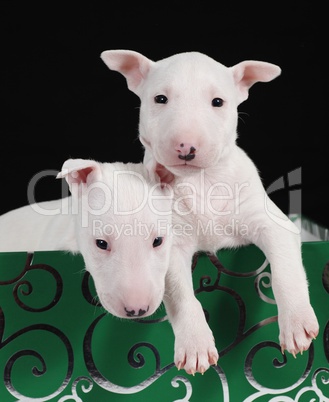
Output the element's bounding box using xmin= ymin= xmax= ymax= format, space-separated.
xmin=154 ymin=94 xmax=168 ymax=104
xmin=153 ymin=237 xmax=163 ymax=248
xmin=96 ymin=239 xmax=109 ymax=250
xmin=212 ymin=97 xmax=224 ymax=107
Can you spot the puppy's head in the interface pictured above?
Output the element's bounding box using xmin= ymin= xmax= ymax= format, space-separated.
xmin=101 ymin=50 xmax=281 ymax=176
xmin=58 ymin=158 xmax=173 ymax=319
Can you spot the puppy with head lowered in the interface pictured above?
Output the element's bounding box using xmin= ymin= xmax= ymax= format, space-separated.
xmin=0 ymin=158 xmax=173 ymax=320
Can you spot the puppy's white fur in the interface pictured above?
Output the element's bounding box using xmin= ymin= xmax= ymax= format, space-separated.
xmin=101 ymin=50 xmax=319 ymax=374
xmin=0 ymin=159 xmax=173 ymax=320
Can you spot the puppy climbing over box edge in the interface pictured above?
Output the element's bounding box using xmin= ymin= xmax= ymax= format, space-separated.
xmin=101 ymin=49 xmax=319 ymax=375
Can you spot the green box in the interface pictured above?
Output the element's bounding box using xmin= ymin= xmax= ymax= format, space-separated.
xmin=0 ymin=239 xmax=328 ymax=401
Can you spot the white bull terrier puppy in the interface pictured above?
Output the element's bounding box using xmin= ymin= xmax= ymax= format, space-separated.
xmin=101 ymin=50 xmax=319 ymax=374
xmin=0 ymin=158 xmax=173 ymax=319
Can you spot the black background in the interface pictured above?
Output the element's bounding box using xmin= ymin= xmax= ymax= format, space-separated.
xmin=1 ymin=3 xmax=327 ymax=228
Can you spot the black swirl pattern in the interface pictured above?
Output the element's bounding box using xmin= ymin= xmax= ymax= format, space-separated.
xmin=0 ymin=253 xmax=63 ymax=312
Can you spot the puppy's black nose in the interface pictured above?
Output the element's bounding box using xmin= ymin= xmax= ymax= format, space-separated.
xmin=178 ymin=145 xmax=196 ymax=161
xmin=125 ymin=306 xmax=149 ymax=317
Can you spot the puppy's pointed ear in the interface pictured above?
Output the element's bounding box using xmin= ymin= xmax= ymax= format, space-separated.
xmin=154 ymin=163 xmax=175 ymax=189
xmin=143 ymin=150 xmax=175 ymax=188
xmin=56 ymin=158 xmax=101 ymax=190
xmin=230 ymin=60 xmax=281 ymax=104
xmin=100 ymin=49 xmax=154 ymax=94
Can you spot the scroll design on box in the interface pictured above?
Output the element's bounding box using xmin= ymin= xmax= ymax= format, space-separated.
xmin=198 ymin=252 xmax=278 ymax=359
xmin=83 ymin=313 xmax=176 ymax=394
xmin=0 ymin=253 xmax=73 ymax=400
xmin=83 ymin=311 xmax=230 ymax=401
xmin=0 ymin=248 xmax=327 ymax=400
xmin=0 ymin=252 xmax=63 ymax=312
xmin=244 ymin=341 xmax=314 ymax=401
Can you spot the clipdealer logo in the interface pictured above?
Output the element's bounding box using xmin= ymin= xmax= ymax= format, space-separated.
xmin=265 ymin=167 xmax=301 ymax=234
xmin=92 ymin=218 xmax=249 ymax=240
xmin=25 ymin=166 xmax=303 ymax=236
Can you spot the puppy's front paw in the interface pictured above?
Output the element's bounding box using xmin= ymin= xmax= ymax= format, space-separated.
xmin=174 ymin=328 xmax=219 ymax=375
xmin=279 ymin=305 xmax=319 ymax=357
